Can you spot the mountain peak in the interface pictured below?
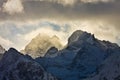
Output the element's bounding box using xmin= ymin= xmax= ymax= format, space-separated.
xmin=23 ymin=33 xmax=62 ymax=58
xmin=7 ymin=48 xmax=21 ymax=56
xmin=1 ymin=48 xmax=22 ymax=62
xmin=68 ymin=30 xmax=95 ymax=45
xmin=0 ymin=48 xmax=58 ymax=80
xmin=8 ymin=48 xmax=18 ymax=53
xmin=45 ymin=47 xmax=58 ymax=57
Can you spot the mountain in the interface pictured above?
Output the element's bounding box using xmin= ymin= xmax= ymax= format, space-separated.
xmin=0 ymin=30 xmax=120 ymax=80
xmin=83 ymin=50 xmax=120 ymax=80
xmin=36 ymin=30 xmax=120 ymax=80
xmin=0 ymin=45 xmax=5 ymax=60
xmin=0 ymin=48 xmax=58 ymax=80
xmin=22 ymin=34 xmax=63 ymax=58
xmin=44 ymin=47 xmax=58 ymax=58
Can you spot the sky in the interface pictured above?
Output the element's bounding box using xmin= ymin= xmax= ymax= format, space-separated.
xmin=0 ymin=0 xmax=120 ymax=50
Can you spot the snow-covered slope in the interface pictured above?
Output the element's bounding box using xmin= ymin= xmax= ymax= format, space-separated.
xmin=23 ymin=34 xmax=63 ymax=58
xmin=83 ymin=51 xmax=120 ymax=80
xmin=0 ymin=48 xmax=58 ymax=80
xmin=1 ymin=30 xmax=119 ymax=80
xmin=36 ymin=30 xmax=120 ymax=80
xmin=68 ymin=30 xmax=95 ymax=45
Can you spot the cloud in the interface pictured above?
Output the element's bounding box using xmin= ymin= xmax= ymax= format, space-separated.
xmin=2 ymin=0 xmax=24 ymax=15
xmin=0 ymin=0 xmax=120 ymax=49
xmin=28 ymin=0 xmax=115 ymax=5
xmin=0 ymin=0 xmax=119 ymax=21
xmin=0 ymin=20 xmax=120 ymax=50
xmin=0 ymin=36 xmax=13 ymax=49
xmin=39 ymin=0 xmax=76 ymax=6
xmin=23 ymin=24 xmax=69 ymax=45
xmin=80 ymin=0 xmax=114 ymax=3
xmin=68 ymin=21 xmax=119 ymax=43
xmin=0 ymin=21 xmax=70 ymax=50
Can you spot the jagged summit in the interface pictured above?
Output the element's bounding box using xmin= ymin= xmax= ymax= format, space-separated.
xmin=0 ymin=48 xmax=23 ymax=66
xmin=4 ymin=48 xmax=22 ymax=57
xmin=68 ymin=30 xmax=95 ymax=45
xmin=45 ymin=47 xmax=58 ymax=57
xmin=36 ymin=30 xmax=120 ymax=80
xmin=0 ymin=30 xmax=120 ymax=80
xmin=23 ymin=33 xmax=63 ymax=58
xmin=0 ymin=48 xmax=58 ymax=80
xmin=8 ymin=48 xmax=19 ymax=53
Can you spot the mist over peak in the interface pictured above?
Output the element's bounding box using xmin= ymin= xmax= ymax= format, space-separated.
xmin=0 ymin=30 xmax=120 ymax=80
xmin=0 ymin=0 xmax=119 ymax=79
xmin=22 ymin=33 xmax=63 ymax=58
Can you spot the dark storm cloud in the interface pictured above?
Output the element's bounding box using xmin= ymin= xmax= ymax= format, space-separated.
xmin=1 ymin=0 xmax=119 ymax=30
xmin=21 ymin=0 xmax=120 ymax=22
xmin=0 ymin=0 xmax=120 ymax=21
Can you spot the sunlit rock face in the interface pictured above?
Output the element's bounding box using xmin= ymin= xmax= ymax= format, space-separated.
xmin=0 ymin=48 xmax=58 ymax=80
xmin=23 ymin=34 xmax=63 ymax=58
xmin=36 ymin=30 xmax=120 ymax=80
xmin=0 ymin=45 xmax=5 ymax=60
xmin=68 ymin=30 xmax=95 ymax=46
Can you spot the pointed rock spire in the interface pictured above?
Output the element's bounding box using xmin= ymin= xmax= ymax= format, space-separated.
xmin=68 ymin=30 xmax=95 ymax=45
xmin=45 ymin=47 xmax=58 ymax=57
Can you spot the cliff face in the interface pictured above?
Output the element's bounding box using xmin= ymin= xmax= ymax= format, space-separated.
xmin=0 ymin=30 xmax=120 ymax=80
xmin=36 ymin=30 xmax=120 ymax=80
xmin=23 ymin=34 xmax=62 ymax=58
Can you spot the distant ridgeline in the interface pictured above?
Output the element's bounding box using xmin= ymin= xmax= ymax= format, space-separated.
xmin=0 ymin=30 xmax=120 ymax=80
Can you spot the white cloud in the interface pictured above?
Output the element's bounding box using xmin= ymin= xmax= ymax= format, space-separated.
xmin=68 ymin=20 xmax=119 ymax=43
xmin=16 ymin=20 xmax=120 ymax=48
xmin=0 ymin=20 xmax=119 ymax=50
xmin=0 ymin=36 xmax=13 ymax=49
xmin=23 ymin=26 xmax=69 ymax=45
xmin=2 ymin=0 xmax=24 ymax=15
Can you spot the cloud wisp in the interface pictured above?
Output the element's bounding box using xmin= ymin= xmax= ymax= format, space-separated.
xmin=0 ymin=20 xmax=119 ymax=50
xmin=2 ymin=0 xmax=24 ymax=15
xmin=0 ymin=0 xmax=119 ymax=49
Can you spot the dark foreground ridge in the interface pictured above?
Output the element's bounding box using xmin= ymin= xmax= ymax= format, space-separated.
xmin=0 ymin=30 xmax=120 ymax=80
xmin=0 ymin=48 xmax=58 ymax=80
